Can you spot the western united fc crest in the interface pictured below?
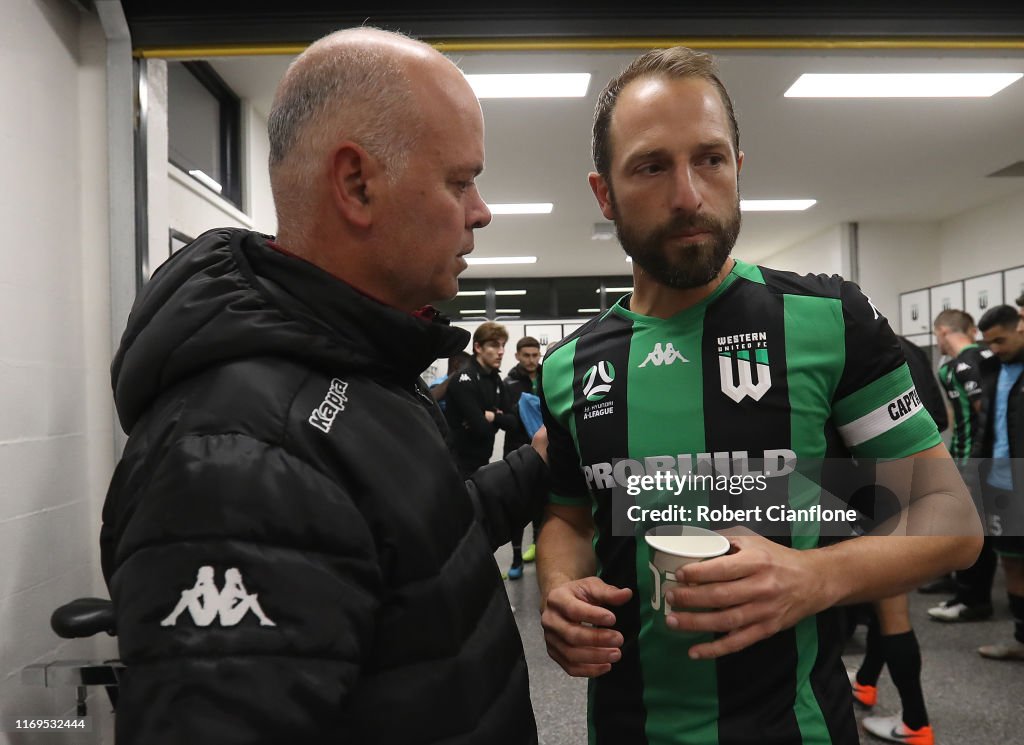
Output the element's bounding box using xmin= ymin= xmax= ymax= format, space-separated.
xmin=717 ymin=331 xmax=771 ymax=403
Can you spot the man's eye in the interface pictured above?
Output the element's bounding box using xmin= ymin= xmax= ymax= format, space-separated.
xmin=701 ymin=155 xmax=725 ymax=167
xmin=637 ymin=164 xmax=663 ymax=175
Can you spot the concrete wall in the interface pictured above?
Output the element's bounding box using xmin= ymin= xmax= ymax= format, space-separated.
xmin=0 ymin=1 xmax=116 ymax=739
xmin=855 ymin=221 xmax=942 ymax=326
xmin=757 ymin=225 xmax=844 ymax=279
xmin=937 ymin=189 xmax=1024 ymax=282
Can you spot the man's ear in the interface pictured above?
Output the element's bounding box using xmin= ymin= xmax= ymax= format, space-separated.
xmin=588 ymin=172 xmax=616 ymax=221
xmin=329 ymin=142 xmax=380 ymax=229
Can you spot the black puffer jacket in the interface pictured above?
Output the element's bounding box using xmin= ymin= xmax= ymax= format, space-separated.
xmin=100 ymin=229 xmax=545 ymax=745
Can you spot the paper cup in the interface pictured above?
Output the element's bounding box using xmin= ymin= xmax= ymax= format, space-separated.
xmin=644 ymin=526 xmax=730 ymax=616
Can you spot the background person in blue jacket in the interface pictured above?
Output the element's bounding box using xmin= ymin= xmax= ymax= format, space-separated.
xmin=503 ymin=336 xmax=544 ymax=578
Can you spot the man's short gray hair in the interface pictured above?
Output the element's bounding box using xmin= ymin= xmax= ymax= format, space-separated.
xmin=268 ymin=29 xmax=423 ymax=232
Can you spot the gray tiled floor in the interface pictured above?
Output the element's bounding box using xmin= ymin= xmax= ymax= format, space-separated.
xmin=495 ymin=542 xmax=1024 ymax=744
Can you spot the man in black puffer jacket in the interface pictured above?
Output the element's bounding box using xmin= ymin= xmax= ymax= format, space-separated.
xmin=100 ymin=28 xmax=546 ymax=745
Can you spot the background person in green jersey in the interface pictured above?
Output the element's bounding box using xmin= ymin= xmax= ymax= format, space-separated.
xmin=928 ymin=310 xmax=999 ymax=623
xmin=537 ymin=46 xmax=983 ymax=745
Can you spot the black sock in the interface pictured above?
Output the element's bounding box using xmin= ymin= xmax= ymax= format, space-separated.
xmin=511 ymin=545 xmax=522 ymax=565
xmin=882 ymin=630 xmax=928 ymax=730
xmin=1009 ymin=593 xmax=1024 ymax=644
xmin=954 ymin=538 xmax=996 ymax=606
xmin=857 ymin=617 xmax=884 ymax=686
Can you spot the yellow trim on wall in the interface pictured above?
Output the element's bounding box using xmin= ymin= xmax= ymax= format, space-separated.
xmin=137 ymin=36 xmax=1024 ymax=58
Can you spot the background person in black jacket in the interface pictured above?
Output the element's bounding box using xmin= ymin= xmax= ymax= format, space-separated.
xmin=976 ymin=305 xmax=1024 ymax=661
xmin=445 ymin=321 xmax=519 ymax=477
xmin=504 ymin=336 xmax=543 ymax=579
xmin=100 ymin=28 xmax=549 ymax=745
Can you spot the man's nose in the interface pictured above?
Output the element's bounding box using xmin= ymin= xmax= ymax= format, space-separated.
xmin=671 ymin=166 xmax=703 ymax=214
xmin=468 ymin=190 xmax=492 ymax=230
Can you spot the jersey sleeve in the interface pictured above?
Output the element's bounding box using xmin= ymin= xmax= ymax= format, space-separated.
xmin=954 ymin=355 xmax=985 ymax=401
xmin=830 ymin=282 xmax=942 ymax=459
xmin=537 ymin=354 xmax=590 ymax=508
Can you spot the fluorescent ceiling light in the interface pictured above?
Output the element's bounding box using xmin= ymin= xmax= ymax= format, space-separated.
xmin=785 ymin=73 xmax=1023 ymax=98
xmin=466 ymin=73 xmax=591 ymax=98
xmin=456 ymin=289 xmax=528 ymax=297
xmin=577 ymin=308 xmax=602 ymax=313
xmin=465 ymin=256 xmax=537 ymax=265
xmin=459 ymin=309 xmax=486 ymax=314
xmin=741 ymin=199 xmax=817 ymax=211
xmin=188 ymin=169 xmax=223 ymax=194
xmin=487 ymin=203 xmax=554 ymax=215
xmin=598 ymin=287 xmax=633 ymax=293
xmin=496 ymin=309 xmax=520 ymax=314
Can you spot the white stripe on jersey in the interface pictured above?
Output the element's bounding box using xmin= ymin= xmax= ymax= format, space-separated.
xmin=837 ymin=385 xmax=923 ymax=448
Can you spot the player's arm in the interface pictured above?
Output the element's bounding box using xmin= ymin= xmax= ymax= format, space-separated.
xmin=668 ymin=444 xmax=981 ymax=660
xmin=538 ymin=504 xmax=631 ymax=678
xmin=535 ymin=364 xmax=630 ymax=677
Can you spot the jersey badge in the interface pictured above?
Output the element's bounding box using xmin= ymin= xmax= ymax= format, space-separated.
xmin=638 ymin=342 xmax=689 ymax=368
xmin=717 ymin=331 xmax=771 ymax=403
xmin=581 ymin=361 xmax=616 ymax=421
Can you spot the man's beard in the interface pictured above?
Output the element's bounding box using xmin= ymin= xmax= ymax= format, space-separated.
xmin=614 ymin=198 xmax=742 ymax=290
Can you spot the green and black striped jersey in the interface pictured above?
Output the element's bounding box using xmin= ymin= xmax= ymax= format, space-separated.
xmin=539 ymin=259 xmax=941 ymax=745
xmin=938 ymin=344 xmax=994 ymax=462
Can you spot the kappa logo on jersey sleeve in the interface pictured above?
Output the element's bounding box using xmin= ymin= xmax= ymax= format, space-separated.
xmin=639 ymin=342 xmax=689 ymax=367
xmin=459 ymin=373 xmax=471 ymax=382
xmin=582 ymin=361 xmax=616 ymax=402
xmin=717 ymin=331 xmax=771 ymax=403
xmin=956 ymin=362 xmax=972 ymax=373
xmin=161 ymin=566 xmax=276 ymax=628
xmin=309 ymin=377 xmax=349 ymax=434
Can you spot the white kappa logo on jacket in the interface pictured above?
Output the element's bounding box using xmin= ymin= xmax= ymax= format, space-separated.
xmin=161 ymin=566 xmax=276 ymax=628
xmin=308 ymin=377 xmax=349 ymax=433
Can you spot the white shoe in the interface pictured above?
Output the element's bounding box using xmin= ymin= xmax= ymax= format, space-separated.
xmin=862 ymin=713 xmax=934 ymax=744
xmin=926 ymin=600 xmax=992 ymax=622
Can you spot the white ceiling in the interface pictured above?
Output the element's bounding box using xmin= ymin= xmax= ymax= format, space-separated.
xmin=207 ymin=46 xmax=1024 ymax=278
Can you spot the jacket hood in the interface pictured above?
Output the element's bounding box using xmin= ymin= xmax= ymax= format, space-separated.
xmin=112 ymin=228 xmax=469 ymax=432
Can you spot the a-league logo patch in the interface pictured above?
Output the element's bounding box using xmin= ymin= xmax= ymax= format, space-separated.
xmin=582 ymin=361 xmax=616 ymax=402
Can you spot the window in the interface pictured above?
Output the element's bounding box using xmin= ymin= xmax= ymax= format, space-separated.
xmin=167 ymin=61 xmax=242 ymax=208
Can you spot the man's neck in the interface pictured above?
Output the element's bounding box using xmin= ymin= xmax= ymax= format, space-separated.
xmin=475 ymin=356 xmax=497 ymax=374
xmin=629 ymin=258 xmax=735 ymax=319
xmin=947 ymin=334 xmax=976 ymax=358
